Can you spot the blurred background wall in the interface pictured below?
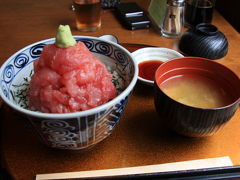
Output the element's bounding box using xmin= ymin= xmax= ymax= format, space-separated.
xmin=216 ymin=0 xmax=240 ymax=33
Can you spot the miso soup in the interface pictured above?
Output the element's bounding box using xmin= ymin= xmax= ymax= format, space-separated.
xmin=160 ymin=74 xmax=232 ymax=109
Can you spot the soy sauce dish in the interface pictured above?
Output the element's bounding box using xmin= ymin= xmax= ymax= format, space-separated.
xmin=132 ymin=47 xmax=184 ymax=85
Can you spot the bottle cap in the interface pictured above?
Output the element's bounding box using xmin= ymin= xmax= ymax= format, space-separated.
xmin=167 ymin=0 xmax=185 ymax=6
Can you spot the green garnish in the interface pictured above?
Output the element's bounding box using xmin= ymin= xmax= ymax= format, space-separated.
xmin=55 ymin=25 xmax=76 ymax=48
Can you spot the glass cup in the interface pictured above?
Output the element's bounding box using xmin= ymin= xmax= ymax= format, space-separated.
xmin=184 ymin=0 xmax=215 ymax=28
xmin=72 ymin=0 xmax=102 ymax=32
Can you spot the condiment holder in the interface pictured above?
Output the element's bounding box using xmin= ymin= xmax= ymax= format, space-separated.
xmin=132 ymin=47 xmax=183 ymax=85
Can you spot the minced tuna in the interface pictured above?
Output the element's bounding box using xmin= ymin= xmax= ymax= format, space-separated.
xmin=28 ymin=42 xmax=117 ymax=113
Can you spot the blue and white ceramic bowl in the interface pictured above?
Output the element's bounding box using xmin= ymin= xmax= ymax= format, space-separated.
xmin=0 ymin=35 xmax=138 ymax=150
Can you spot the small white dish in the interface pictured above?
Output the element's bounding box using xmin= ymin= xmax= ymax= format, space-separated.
xmin=132 ymin=47 xmax=184 ymax=85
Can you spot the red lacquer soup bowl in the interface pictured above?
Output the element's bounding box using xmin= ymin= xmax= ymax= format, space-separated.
xmin=154 ymin=57 xmax=240 ymax=137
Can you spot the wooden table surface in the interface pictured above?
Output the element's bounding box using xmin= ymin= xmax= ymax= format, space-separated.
xmin=1 ymin=0 xmax=240 ymax=180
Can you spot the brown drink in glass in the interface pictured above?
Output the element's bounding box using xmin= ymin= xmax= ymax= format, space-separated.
xmin=73 ymin=0 xmax=101 ymax=32
xmin=185 ymin=0 xmax=215 ymax=28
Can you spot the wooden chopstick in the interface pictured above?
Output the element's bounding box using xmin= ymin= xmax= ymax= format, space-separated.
xmin=36 ymin=156 xmax=233 ymax=180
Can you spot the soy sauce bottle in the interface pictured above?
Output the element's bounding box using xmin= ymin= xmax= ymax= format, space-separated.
xmin=185 ymin=0 xmax=215 ymax=28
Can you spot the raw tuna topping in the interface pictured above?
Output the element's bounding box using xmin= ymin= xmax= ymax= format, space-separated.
xmin=28 ymin=25 xmax=117 ymax=113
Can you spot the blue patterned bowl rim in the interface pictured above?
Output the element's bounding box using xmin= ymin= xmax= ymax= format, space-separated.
xmin=0 ymin=35 xmax=138 ymax=119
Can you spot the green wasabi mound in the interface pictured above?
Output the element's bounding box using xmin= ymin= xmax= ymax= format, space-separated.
xmin=55 ymin=25 xmax=76 ymax=48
